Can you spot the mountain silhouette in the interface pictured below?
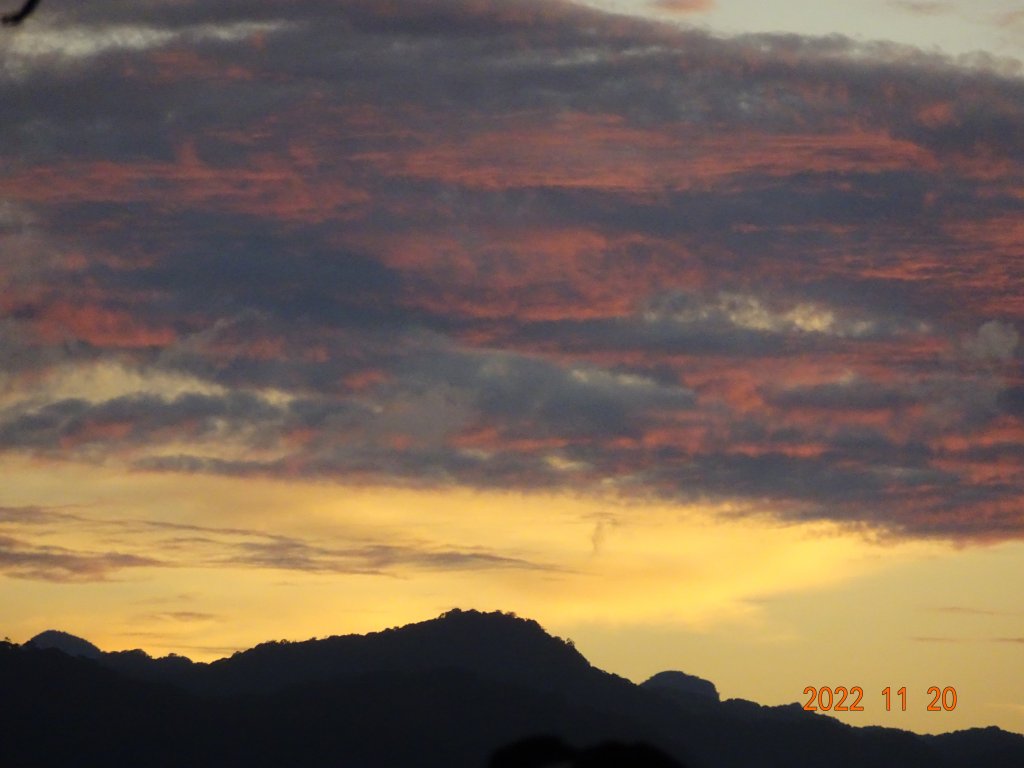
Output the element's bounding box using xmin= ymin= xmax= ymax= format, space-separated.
xmin=3 ymin=609 xmax=1023 ymax=767
xmin=25 ymin=629 xmax=103 ymax=659
xmin=642 ymin=670 xmax=720 ymax=703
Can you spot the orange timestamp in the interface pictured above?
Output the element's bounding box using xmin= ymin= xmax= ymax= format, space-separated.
xmin=802 ymin=686 xmax=958 ymax=712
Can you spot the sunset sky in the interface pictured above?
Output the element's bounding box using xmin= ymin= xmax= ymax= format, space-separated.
xmin=1 ymin=0 xmax=1022 ymax=736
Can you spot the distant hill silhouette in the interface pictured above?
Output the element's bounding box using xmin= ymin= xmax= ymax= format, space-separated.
xmin=25 ymin=629 xmax=103 ymax=659
xmin=642 ymin=670 xmax=719 ymax=703
xmin=3 ymin=609 xmax=1023 ymax=767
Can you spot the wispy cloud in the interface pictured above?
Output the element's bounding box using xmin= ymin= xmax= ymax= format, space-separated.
xmin=934 ymin=605 xmax=1021 ymax=617
xmin=0 ymin=505 xmax=553 ymax=582
xmin=0 ymin=534 xmax=162 ymax=582
xmin=144 ymin=611 xmax=221 ymax=623
xmin=888 ymin=1 xmax=952 ymax=16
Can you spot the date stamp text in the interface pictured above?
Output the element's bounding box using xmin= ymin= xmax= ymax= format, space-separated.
xmin=802 ymin=686 xmax=958 ymax=713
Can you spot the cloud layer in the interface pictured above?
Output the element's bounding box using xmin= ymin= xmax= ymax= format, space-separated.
xmin=1 ymin=0 xmax=1022 ymax=541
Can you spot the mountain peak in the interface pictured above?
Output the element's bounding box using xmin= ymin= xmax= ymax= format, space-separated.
xmin=187 ymin=608 xmax=596 ymax=699
xmin=429 ymin=608 xmax=554 ymax=637
xmin=25 ymin=630 xmax=102 ymax=660
xmin=642 ymin=670 xmax=719 ymax=702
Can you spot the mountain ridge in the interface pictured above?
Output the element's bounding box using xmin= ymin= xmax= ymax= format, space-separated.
xmin=5 ymin=609 xmax=1023 ymax=768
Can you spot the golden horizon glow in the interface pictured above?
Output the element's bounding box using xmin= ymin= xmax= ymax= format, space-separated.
xmin=6 ymin=455 xmax=1016 ymax=735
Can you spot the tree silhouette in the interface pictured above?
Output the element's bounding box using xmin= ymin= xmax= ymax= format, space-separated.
xmin=2 ymin=0 xmax=42 ymax=26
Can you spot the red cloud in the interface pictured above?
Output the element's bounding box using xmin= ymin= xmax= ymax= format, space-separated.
xmin=651 ymin=0 xmax=714 ymax=12
xmin=363 ymin=113 xmax=937 ymax=192
xmin=36 ymin=302 xmax=176 ymax=349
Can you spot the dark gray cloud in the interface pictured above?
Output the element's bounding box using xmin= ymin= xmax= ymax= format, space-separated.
xmin=764 ymin=378 xmax=923 ymax=411
xmin=0 ymin=0 xmax=1022 ymax=541
xmin=409 ymin=345 xmax=697 ymax=439
xmin=0 ymin=391 xmax=283 ymax=452
xmin=997 ymin=386 xmax=1024 ymax=418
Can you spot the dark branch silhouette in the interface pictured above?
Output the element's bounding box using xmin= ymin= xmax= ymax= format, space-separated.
xmin=2 ymin=0 xmax=42 ymax=26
